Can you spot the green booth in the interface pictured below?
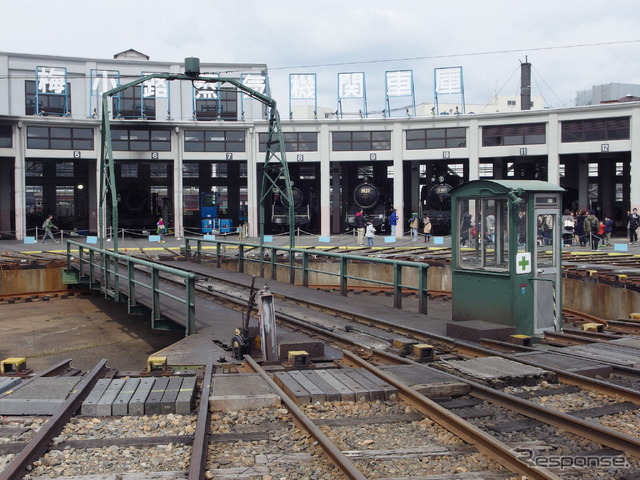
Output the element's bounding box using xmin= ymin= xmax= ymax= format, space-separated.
xmin=450 ymin=180 xmax=565 ymax=337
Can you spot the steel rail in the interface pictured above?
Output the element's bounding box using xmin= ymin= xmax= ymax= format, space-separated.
xmin=559 ymin=326 xmax=626 ymax=341
xmin=562 ymin=307 xmax=608 ymax=325
xmin=244 ymin=356 xmax=368 ymax=480
xmin=604 ymin=319 xmax=640 ymax=335
xmin=342 ymin=350 xmax=562 ymax=480
xmin=180 ymin=264 xmax=640 ymax=404
xmin=0 ymin=359 xmax=108 ymax=480
xmin=188 ymin=358 xmax=213 ymax=480
xmin=358 ymin=349 xmax=640 ymax=458
xmin=156 ymin=259 xmax=640 ymax=406
xmin=479 ymin=338 xmax=536 ymax=353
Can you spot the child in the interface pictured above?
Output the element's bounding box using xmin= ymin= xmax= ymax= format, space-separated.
xmin=365 ymin=221 xmax=376 ymax=247
xmin=423 ymin=216 xmax=432 ymax=243
xmin=156 ymin=217 xmax=166 ymax=243
xmin=409 ymin=213 xmax=419 ymax=241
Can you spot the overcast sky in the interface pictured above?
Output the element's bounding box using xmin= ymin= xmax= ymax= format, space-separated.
xmin=2 ymin=0 xmax=639 ymax=113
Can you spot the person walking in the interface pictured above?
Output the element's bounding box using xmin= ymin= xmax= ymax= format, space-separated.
xmin=485 ymin=211 xmax=496 ymax=244
xmin=365 ymin=221 xmax=376 ymax=247
xmin=460 ymin=212 xmax=472 ymax=246
xmin=423 ymin=216 xmax=432 ymax=243
xmin=576 ymin=210 xmax=587 ymax=247
xmin=41 ymin=214 xmax=59 ymax=244
xmin=584 ymin=210 xmax=600 ymax=251
xmin=389 ymin=209 xmax=398 ymax=237
xmin=354 ymin=209 xmax=365 ymax=246
xmin=409 ymin=212 xmax=419 ymax=241
xmin=156 ymin=217 xmax=166 ymax=243
xmin=561 ymin=209 xmax=574 ymax=247
xmin=628 ymin=208 xmax=640 ymax=244
xmin=604 ymin=215 xmax=614 ymax=247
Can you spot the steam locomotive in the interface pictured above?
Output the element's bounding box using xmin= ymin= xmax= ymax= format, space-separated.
xmin=271 ymin=186 xmax=311 ymax=227
xmin=346 ymin=182 xmax=387 ymax=228
xmin=117 ymin=184 xmax=166 ymax=229
xmin=419 ymin=169 xmax=463 ymax=235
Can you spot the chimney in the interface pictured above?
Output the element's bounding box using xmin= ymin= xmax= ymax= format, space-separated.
xmin=520 ymin=57 xmax=531 ymax=110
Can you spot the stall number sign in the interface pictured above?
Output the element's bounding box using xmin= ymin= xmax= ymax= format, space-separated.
xmin=516 ymin=252 xmax=532 ymax=274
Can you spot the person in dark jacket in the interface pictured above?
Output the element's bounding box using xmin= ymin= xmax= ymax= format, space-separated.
xmin=628 ymin=208 xmax=640 ymax=244
xmin=604 ymin=215 xmax=614 ymax=247
xmin=354 ymin=209 xmax=365 ymax=246
xmin=584 ymin=211 xmax=600 ymax=250
xmin=575 ymin=210 xmax=587 ymax=247
xmin=389 ymin=209 xmax=398 ymax=237
xmin=460 ymin=213 xmax=472 ymax=246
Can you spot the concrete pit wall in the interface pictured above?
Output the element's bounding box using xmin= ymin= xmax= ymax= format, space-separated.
xmin=0 ymin=267 xmax=67 ymax=296
xmin=212 ymin=259 xmax=640 ymax=319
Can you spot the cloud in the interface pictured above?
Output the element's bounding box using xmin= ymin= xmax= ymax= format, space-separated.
xmin=1 ymin=0 xmax=639 ymax=110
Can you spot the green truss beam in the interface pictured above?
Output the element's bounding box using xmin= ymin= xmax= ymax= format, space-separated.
xmin=99 ymin=70 xmax=295 ymax=254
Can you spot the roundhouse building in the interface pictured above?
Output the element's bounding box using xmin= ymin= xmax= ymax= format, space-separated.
xmin=0 ymin=50 xmax=638 ymax=240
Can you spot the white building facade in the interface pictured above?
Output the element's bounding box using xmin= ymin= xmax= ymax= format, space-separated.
xmin=0 ymin=51 xmax=638 ymax=240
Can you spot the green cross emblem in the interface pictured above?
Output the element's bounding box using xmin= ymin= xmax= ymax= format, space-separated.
xmin=518 ymin=255 xmax=530 ymax=272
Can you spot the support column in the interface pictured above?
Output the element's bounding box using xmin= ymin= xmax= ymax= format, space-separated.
xmin=578 ymin=154 xmax=589 ymax=211
xmin=631 ymin=106 xmax=640 ymax=210
xmin=392 ymin=123 xmax=404 ymax=238
xmin=468 ymin=118 xmax=480 ymax=181
xmin=547 ymin=114 xmax=560 ymax=185
xmin=319 ymin=124 xmax=331 ymax=237
xmin=247 ymin=126 xmax=259 ymax=237
xmin=172 ymin=127 xmax=184 ymax=238
xmin=14 ymin=122 xmax=26 ymax=240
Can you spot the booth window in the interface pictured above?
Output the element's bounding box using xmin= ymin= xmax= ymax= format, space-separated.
xmin=457 ymin=197 xmax=510 ymax=272
xmin=536 ymin=212 xmax=557 ymax=269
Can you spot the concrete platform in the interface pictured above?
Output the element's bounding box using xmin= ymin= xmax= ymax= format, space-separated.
xmin=80 ymin=376 xmax=196 ymax=417
xmin=210 ymin=373 xmax=280 ymax=411
xmin=446 ymin=320 xmax=516 ymax=343
xmin=610 ymin=336 xmax=640 ymax=349
xmin=514 ymin=351 xmax=614 ymax=378
xmin=378 ymin=364 xmax=470 ymax=398
xmin=0 ymin=377 xmax=82 ymax=415
xmin=0 ymin=377 xmax=21 ymax=394
xmin=558 ymin=343 xmax=640 ymax=369
xmin=441 ymin=356 xmax=551 ymax=386
xmin=273 ymin=368 xmax=398 ymax=404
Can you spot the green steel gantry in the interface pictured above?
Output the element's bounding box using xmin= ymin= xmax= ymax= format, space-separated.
xmin=99 ymin=58 xmax=295 ymax=254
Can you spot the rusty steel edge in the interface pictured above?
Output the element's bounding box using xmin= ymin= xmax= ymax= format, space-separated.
xmin=342 ymin=350 xmax=563 ymax=480
xmin=244 ymin=355 xmax=368 ymax=480
xmin=188 ymin=359 xmax=213 ymax=480
xmin=359 ymin=349 xmax=640 ymax=458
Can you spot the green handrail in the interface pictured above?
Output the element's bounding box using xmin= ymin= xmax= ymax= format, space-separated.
xmin=66 ymin=240 xmax=197 ymax=335
xmin=184 ymin=238 xmax=430 ymax=314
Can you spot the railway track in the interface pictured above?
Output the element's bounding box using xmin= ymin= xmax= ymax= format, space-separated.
xmin=0 ymin=360 xmax=213 ymax=480
xmin=244 ymin=355 xmax=552 ymax=480
xmin=28 ymin=249 xmax=640 ymax=478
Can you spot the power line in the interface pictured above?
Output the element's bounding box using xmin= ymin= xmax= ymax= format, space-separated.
xmin=268 ymin=39 xmax=640 ymax=71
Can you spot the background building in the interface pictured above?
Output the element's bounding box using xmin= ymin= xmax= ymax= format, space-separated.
xmin=0 ymin=51 xmax=638 ymax=240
